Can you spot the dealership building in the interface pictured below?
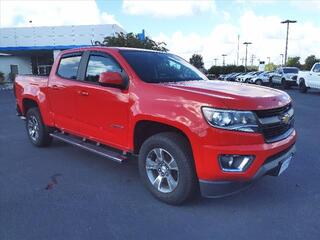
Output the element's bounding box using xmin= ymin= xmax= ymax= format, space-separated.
xmin=0 ymin=24 xmax=125 ymax=81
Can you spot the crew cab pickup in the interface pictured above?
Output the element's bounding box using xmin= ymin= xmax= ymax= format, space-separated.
xmin=271 ymin=67 xmax=299 ymax=89
xmin=297 ymin=62 xmax=320 ymax=93
xmin=15 ymin=47 xmax=296 ymax=205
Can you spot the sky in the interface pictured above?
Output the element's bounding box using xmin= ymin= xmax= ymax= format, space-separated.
xmin=0 ymin=0 xmax=320 ymax=67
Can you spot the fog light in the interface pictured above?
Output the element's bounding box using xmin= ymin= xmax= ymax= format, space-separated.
xmin=219 ymin=155 xmax=255 ymax=172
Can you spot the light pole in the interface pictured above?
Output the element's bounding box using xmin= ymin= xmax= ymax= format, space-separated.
xmin=222 ymin=54 xmax=227 ymax=66
xmin=281 ymin=19 xmax=297 ymax=66
xmin=280 ymin=54 xmax=284 ymax=66
xmin=243 ymin=42 xmax=252 ymax=72
xmin=267 ymin=57 xmax=271 ymax=64
xmin=214 ymin=58 xmax=218 ymax=66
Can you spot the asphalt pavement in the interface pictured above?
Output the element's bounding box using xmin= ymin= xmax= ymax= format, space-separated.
xmin=0 ymin=88 xmax=319 ymax=240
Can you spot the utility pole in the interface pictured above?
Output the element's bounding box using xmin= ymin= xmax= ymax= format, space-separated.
xmin=214 ymin=58 xmax=218 ymax=66
xmin=237 ymin=34 xmax=240 ymax=66
xmin=243 ymin=42 xmax=252 ymax=72
xmin=280 ymin=54 xmax=284 ymax=66
xmin=240 ymin=58 xmax=245 ymax=66
xmin=250 ymin=54 xmax=255 ymax=67
xmin=222 ymin=54 xmax=227 ymax=66
xmin=281 ymin=19 xmax=297 ymax=66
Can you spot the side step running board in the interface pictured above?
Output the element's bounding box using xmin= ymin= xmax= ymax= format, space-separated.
xmin=50 ymin=132 xmax=126 ymax=163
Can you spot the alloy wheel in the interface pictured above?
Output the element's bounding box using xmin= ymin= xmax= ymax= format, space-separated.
xmin=28 ymin=115 xmax=39 ymax=142
xmin=145 ymin=148 xmax=179 ymax=193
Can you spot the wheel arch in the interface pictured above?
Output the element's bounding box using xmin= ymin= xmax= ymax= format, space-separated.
xmin=22 ymin=97 xmax=39 ymax=115
xmin=133 ymin=120 xmax=193 ymax=155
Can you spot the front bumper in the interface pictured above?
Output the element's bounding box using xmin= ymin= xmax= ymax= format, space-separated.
xmin=285 ymin=79 xmax=298 ymax=86
xmin=199 ymin=144 xmax=296 ymax=198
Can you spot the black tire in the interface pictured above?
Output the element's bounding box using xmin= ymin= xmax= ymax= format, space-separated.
xmin=138 ymin=132 xmax=197 ymax=205
xmin=255 ymin=79 xmax=263 ymax=85
xmin=26 ymin=108 xmax=52 ymax=147
xmin=299 ymin=79 xmax=308 ymax=93
xmin=269 ymin=77 xmax=274 ymax=87
xmin=281 ymin=78 xmax=288 ymax=89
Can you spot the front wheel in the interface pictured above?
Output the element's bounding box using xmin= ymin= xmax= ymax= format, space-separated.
xmin=269 ymin=77 xmax=274 ymax=87
xmin=255 ymin=79 xmax=263 ymax=85
xmin=138 ymin=132 xmax=197 ymax=205
xmin=281 ymin=78 xmax=288 ymax=89
xmin=299 ymin=80 xmax=308 ymax=93
xmin=26 ymin=108 xmax=52 ymax=147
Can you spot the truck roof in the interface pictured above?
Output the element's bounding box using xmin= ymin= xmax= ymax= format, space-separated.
xmin=59 ymin=46 xmax=165 ymax=55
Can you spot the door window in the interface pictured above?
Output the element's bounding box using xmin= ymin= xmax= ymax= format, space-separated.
xmin=312 ymin=64 xmax=320 ymax=73
xmin=85 ymin=55 xmax=122 ymax=83
xmin=57 ymin=55 xmax=82 ymax=79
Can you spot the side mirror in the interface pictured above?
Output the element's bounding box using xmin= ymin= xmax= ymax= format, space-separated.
xmin=99 ymin=71 xmax=126 ymax=89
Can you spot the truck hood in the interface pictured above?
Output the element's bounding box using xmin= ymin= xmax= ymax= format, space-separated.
xmin=163 ymin=80 xmax=291 ymax=110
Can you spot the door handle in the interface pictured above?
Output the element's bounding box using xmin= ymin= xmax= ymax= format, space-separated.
xmin=78 ymin=90 xmax=89 ymax=96
xmin=51 ymin=85 xmax=60 ymax=90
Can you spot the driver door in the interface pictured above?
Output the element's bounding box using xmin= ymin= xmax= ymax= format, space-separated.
xmin=75 ymin=51 xmax=130 ymax=149
xmin=310 ymin=64 xmax=320 ymax=88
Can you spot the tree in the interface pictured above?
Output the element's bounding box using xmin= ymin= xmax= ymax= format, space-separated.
xmin=189 ymin=54 xmax=204 ymax=69
xmin=286 ymin=56 xmax=301 ymax=68
xmin=304 ymin=55 xmax=319 ymax=70
xmin=102 ymin=32 xmax=168 ymax=52
xmin=265 ymin=63 xmax=277 ymax=71
xmin=208 ymin=65 xmax=246 ymax=75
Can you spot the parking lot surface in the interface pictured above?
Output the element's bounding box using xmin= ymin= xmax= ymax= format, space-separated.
xmin=0 ymin=88 xmax=319 ymax=240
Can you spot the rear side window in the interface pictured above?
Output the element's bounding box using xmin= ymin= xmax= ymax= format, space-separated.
xmin=57 ymin=55 xmax=82 ymax=79
xmin=85 ymin=55 xmax=122 ymax=83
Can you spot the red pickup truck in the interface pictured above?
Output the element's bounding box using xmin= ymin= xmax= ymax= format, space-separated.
xmin=15 ymin=47 xmax=296 ymax=205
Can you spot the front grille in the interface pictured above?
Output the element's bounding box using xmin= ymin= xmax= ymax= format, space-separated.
xmin=255 ymin=103 xmax=291 ymax=118
xmin=254 ymin=103 xmax=294 ymax=143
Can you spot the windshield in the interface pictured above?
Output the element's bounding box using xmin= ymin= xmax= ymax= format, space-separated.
xmin=283 ymin=68 xmax=298 ymax=74
xmin=120 ymin=50 xmax=207 ymax=83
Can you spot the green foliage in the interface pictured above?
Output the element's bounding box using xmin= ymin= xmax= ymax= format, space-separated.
xmin=265 ymin=63 xmax=277 ymax=71
xmin=208 ymin=65 xmax=246 ymax=75
xmin=287 ymin=56 xmax=301 ymax=68
xmin=304 ymin=55 xmax=320 ymax=70
xmin=189 ymin=54 xmax=204 ymax=69
xmin=102 ymin=32 xmax=168 ymax=52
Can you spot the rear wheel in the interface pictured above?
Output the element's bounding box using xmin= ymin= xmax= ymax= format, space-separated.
xmin=299 ymin=79 xmax=308 ymax=93
xmin=138 ymin=132 xmax=197 ymax=205
xmin=26 ymin=108 xmax=52 ymax=147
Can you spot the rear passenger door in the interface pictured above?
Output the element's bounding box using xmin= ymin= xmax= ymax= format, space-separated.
xmin=75 ymin=51 xmax=130 ymax=149
xmin=48 ymin=53 xmax=82 ymax=133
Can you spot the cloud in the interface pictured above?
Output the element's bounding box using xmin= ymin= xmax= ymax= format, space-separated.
xmin=155 ymin=11 xmax=320 ymax=68
xmin=0 ymin=0 xmax=122 ymax=27
xmin=122 ymin=0 xmax=216 ymax=17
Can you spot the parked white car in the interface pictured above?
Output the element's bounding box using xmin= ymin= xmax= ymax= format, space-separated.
xmin=297 ymin=63 xmax=320 ymax=93
xmin=271 ymin=67 xmax=299 ymax=89
xmin=249 ymin=72 xmax=271 ymax=85
xmin=237 ymin=72 xmax=257 ymax=83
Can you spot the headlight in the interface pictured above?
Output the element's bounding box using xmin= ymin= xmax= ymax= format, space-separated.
xmin=202 ymin=107 xmax=259 ymax=132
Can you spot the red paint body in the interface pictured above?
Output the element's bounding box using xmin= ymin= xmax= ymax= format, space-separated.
xmin=15 ymin=47 xmax=296 ymax=181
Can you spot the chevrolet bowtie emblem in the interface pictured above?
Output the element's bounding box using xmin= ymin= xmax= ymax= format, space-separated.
xmin=280 ymin=113 xmax=290 ymax=124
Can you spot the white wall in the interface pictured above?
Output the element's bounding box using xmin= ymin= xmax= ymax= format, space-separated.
xmin=0 ymin=24 xmax=125 ymax=48
xmin=0 ymin=56 xmax=32 ymax=81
